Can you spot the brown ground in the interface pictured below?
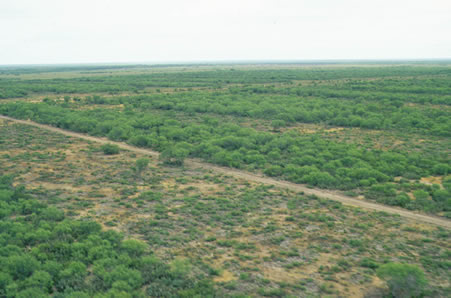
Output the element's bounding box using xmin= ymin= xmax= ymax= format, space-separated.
xmin=1 ymin=115 xmax=449 ymax=229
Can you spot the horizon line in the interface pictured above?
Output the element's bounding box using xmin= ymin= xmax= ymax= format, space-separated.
xmin=1 ymin=58 xmax=451 ymax=68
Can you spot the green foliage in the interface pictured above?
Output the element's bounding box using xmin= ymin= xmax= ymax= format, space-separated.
xmin=432 ymin=163 xmax=450 ymax=175
xmin=0 ymin=176 xmax=215 ymax=297
xmin=120 ymin=239 xmax=147 ymax=257
xmin=160 ymin=142 xmax=189 ymax=166
xmin=271 ymin=119 xmax=286 ymax=130
xmin=6 ymin=255 xmax=40 ymax=280
xmin=134 ymin=158 xmax=149 ymax=176
xmin=413 ymin=190 xmax=429 ymax=201
xmin=101 ymin=143 xmax=120 ymax=155
xmin=377 ymin=262 xmax=427 ymax=298
xmin=360 ymin=257 xmax=379 ymax=269
xmin=170 ymin=258 xmax=192 ymax=276
xmin=0 ymin=65 xmax=450 ymax=297
xmin=2 ymin=65 xmax=448 ymax=99
xmin=0 ymin=65 xmax=449 ymax=215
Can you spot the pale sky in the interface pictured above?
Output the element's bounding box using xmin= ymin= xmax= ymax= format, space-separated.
xmin=1 ymin=0 xmax=450 ymax=64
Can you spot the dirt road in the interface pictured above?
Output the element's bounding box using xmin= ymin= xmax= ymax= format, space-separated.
xmin=2 ymin=115 xmax=450 ymax=229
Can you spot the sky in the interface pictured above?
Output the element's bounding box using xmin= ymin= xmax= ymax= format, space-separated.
xmin=1 ymin=0 xmax=450 ymax=64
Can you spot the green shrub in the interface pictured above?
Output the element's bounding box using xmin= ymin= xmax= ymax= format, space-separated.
xmin=377 ymin=262 xmax=427 ymax=298
xmin=101 ymin=143 xmax=120 ymax=155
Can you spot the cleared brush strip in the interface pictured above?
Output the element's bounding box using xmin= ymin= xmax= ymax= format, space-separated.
xmin=1 ymin=114 xmax=450 ymax=229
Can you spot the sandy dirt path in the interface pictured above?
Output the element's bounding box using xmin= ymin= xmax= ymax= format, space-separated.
xmin=1 ymin=115 xmax=450 ymax=229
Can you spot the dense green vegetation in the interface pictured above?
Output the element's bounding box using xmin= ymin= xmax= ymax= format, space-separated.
xmin=0 ymin=65 xmax=449 ymax=298
xmin=377 ymin=262 xmax=428 ymax=298
xmin=131 ymin=88 xmax=450 ymax=136
xmin=100 ymin=143 xmax=120 ymax=155
xmin=1 ymin=64 xmax=450 ymax=216
xmin=1 ymin=65 xmax=450 ymax=99
xmin=1 ymin=121 xmax=449 ymax=297
xmin=1 ymin=92 xmax=449 ymax=214
xmin=0 ymin=175 xmax=215 ymax=297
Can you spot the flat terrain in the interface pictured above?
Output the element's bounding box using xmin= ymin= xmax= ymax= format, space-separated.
xmin=2 ymin=64 xmax=450 ymax=217
xmin=0 ymin=64 xmax=450 ymax=297
xmin=1 ymin=118 xmax=450 ymax=297
xmin=2 ymin=115 xmax=449 ymax=229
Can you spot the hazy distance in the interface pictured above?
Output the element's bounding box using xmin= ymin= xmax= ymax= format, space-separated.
xmin=1 ymin=0 xmax=450 ymax=65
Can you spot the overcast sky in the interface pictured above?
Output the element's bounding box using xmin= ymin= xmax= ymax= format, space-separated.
xmin=1 ymin=0 xmax=450 ymax=64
